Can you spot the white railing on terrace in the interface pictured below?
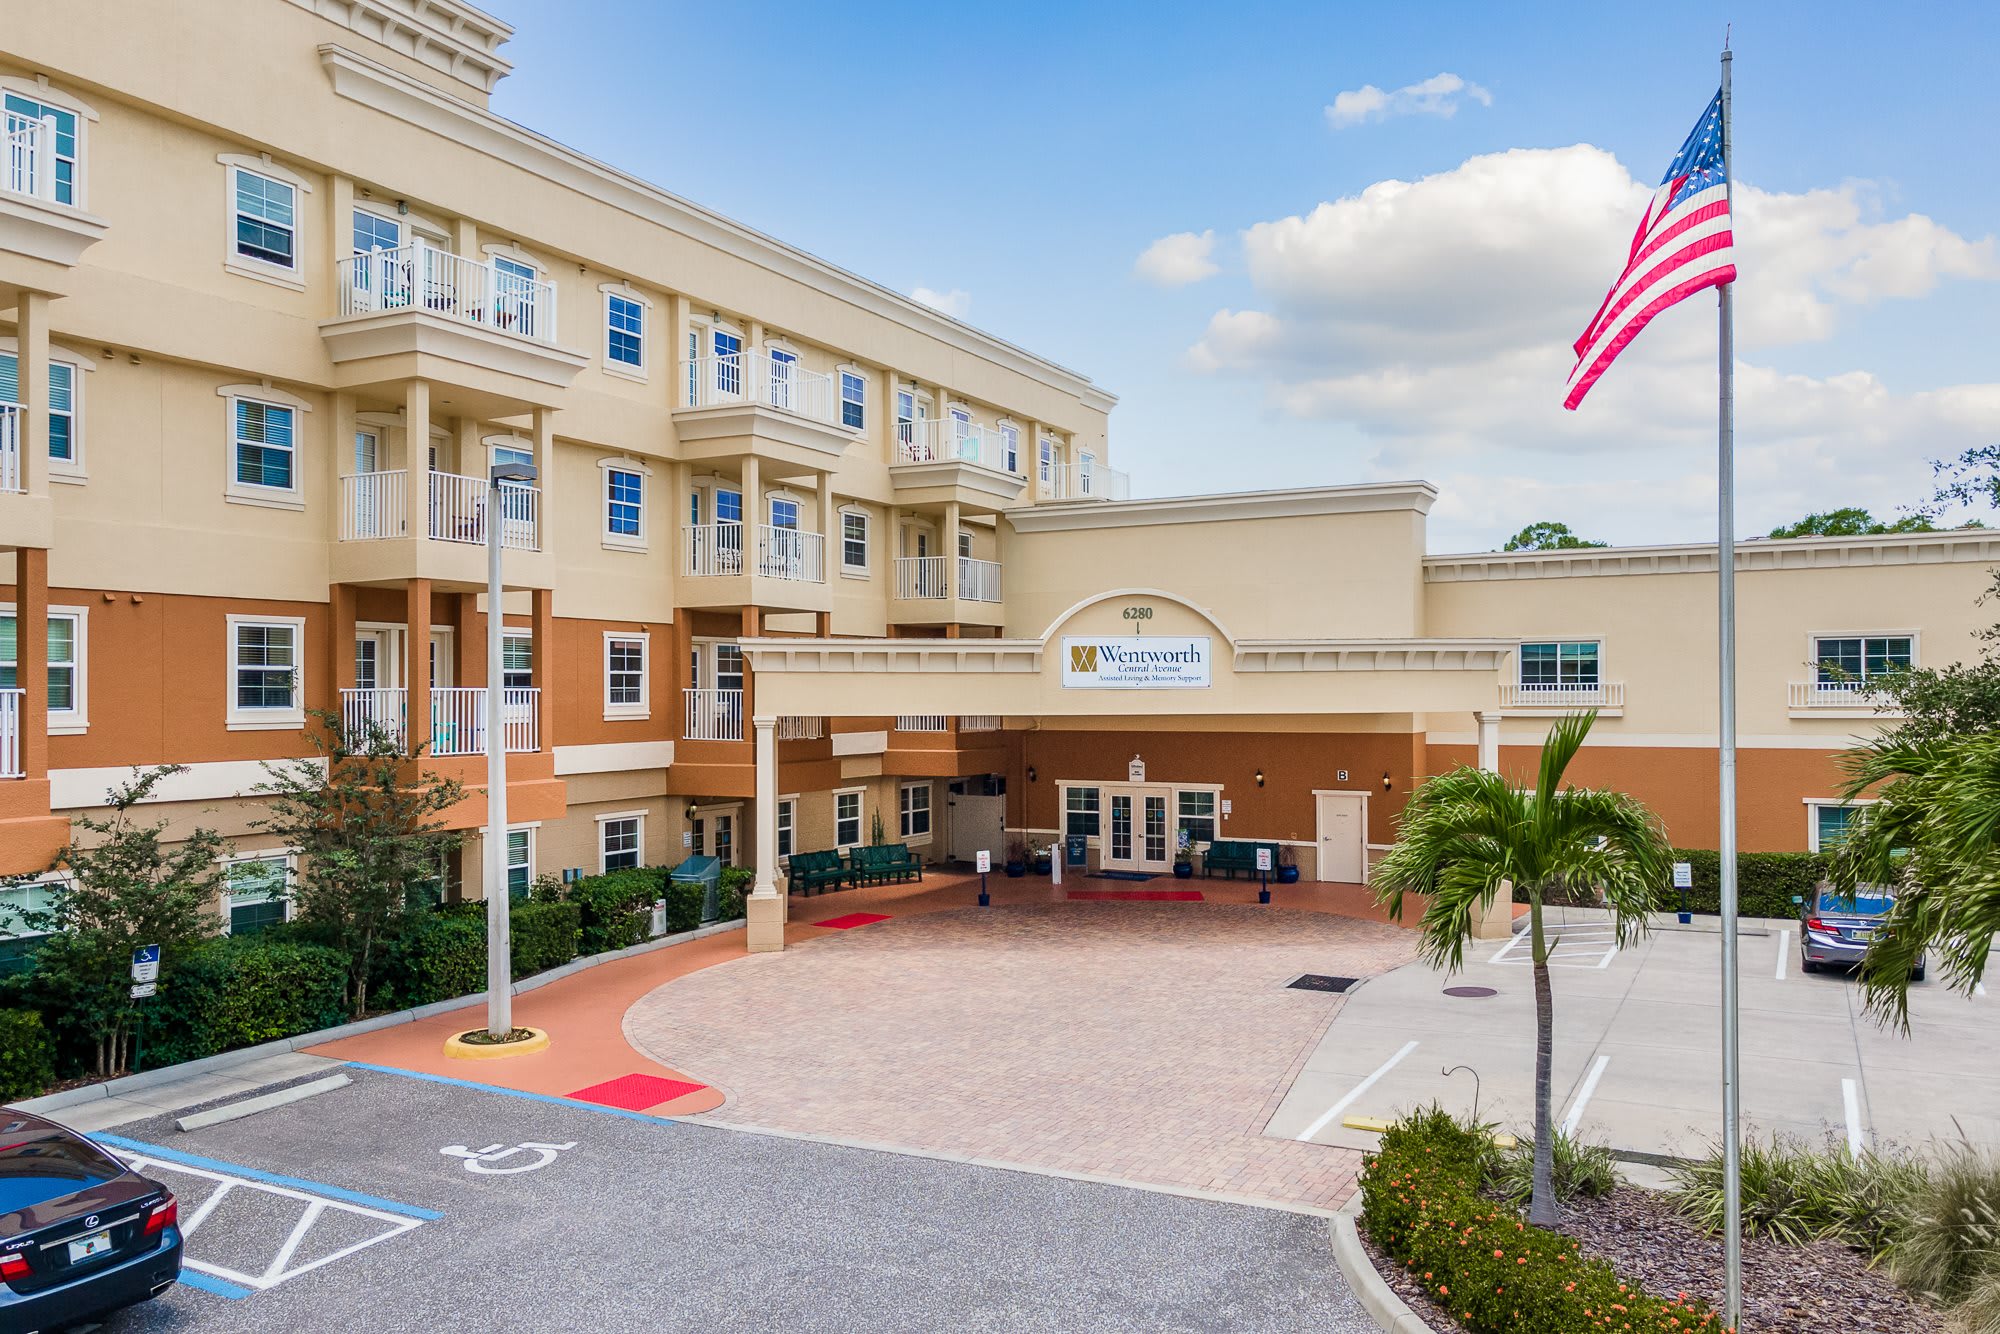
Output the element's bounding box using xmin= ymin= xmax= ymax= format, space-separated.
xmin=685 ymin=688 xmax=745 ymax=741
xmin=959 ymin=715 xmax=1001 ymax=732
xmin=958 ymin=557 xmax=1002 ymax=603
xmin=340 ymin=469 xmax=407 ymax=540
xmin=3 ymin=111 xmax=60 ymax=202
xmin=894 ymin=555 xmax=948 ymax=600
xmin=337 ymin=240 xmax=559 ymax=344
xmin=340 ymin=687 xmax=408 ymax=750
xmin=895 ymin=418 xmax=1014 ymax=474
xmin=778 ymin=716 xmax=824 ymax=741
xmin=1044 ymin=461 xmax=1129 ymax=501
xmin=0 ymin=689 xmax=22 ymax=779
xmin=0 ymin=404 xmax=19 ymax=494
xmin=1498 ymin=682 xmax=1625 ymax=709
xmin=682 ymin=524 xmax=825 ymax=582
xmin=426 ymin=687 xmax=540 ymax=757
xmin=895 ymin=715 xmax=948 ymax=733
xmin=682 ymin=352 xmax=843 ymax=427
xmin=1789 ymin=680 xmax=1881 ymax=709
xmin=340 ymin=470 xmax=539 ymax=549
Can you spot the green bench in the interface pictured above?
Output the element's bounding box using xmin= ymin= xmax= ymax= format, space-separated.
xmin=787 ymin=849 xmax=848 ymax=896
xmin=848 ymin=843 xmax=923 ymax=887
xmin=1203 ymin=840 xmax=1281 ymax=880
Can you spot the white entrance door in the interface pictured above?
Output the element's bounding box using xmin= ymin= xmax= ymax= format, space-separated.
xmin=1103 ymin=785 xmax=1173 ymax=874
xmin=1315 ymin=792 xmax=1368 ymax=883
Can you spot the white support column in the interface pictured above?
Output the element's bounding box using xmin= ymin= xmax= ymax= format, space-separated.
xmin=1472 ymin=710 xmax=1513 ymax=939
xmin=745 ymin=713 xmax=784 ymax=952
xmin=1476 ymin=711 xmax=1500 ymax=774
xmin=403 ymin=379 xmax=430 ymax=539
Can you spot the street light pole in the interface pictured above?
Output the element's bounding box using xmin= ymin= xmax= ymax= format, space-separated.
xmin=484 ymin=458 xmax=538 ymax=1040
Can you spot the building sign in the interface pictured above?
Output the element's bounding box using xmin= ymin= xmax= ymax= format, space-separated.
xmin=1062 ymin=636 xmax=1211 ymax=689
xmin=1128 ymin=755 xmax=1146 ymax=782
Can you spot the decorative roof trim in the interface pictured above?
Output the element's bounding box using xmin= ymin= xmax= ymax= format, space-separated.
xmin=739 ymin=636 xmax=1512 ymax=676
xmin=287 ymin=0 xmax=513 ymax=94
xmin=1425 ymin=529 xmax=2000 ymax=583
xmin=1008 ymin=482 xmax=1437 ymax=533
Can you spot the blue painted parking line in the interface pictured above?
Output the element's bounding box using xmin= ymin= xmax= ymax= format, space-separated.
xmin=94 ymin=1134 xmax=444 ymax=1221
xmin=177 ymin=1268 xmax=253 ymax=1300
xmin=345 ymin=1061 xmax=689 ymax=1128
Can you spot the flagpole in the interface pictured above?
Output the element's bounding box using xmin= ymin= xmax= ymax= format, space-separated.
xmin=1716 ymin=40 xmax=1744 ymax=1331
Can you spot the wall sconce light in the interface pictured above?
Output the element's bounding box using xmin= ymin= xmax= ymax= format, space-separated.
xmin=1382 ymin=771 xmax=1393 ymax=792
xmin=1026 ymin=766 xmax=1037 ymax=783
xmin=685 ymin=801 xmax=698 ymax=821
xmin=396 ymin=199 xmax=409 ymax=215
xmin=1255 ymin=769 xmax=1265 ymax=788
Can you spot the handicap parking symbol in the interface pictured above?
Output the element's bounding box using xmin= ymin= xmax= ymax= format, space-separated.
xmin=440 ymin=1141 xmax=578 ymax=1175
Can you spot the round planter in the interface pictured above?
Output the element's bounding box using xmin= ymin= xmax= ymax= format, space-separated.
xmin=1005 ymin=862 xmax=1027 ymax=878
xmin=1276 ymin=865 xmax=1301 ymax=885
xmin=1033 ymin=857 xmax=1052 ymax=876
xmin=1173 ymin=862 xmax=1194 ymax=880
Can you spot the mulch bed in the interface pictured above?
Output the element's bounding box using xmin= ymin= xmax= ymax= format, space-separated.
xmin=1359 ymin=1184 xmax=1946 ymax=1333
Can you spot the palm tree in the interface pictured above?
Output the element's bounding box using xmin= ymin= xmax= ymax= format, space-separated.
xmin=1832 ymin=729 xmax=2000 ymax=1031
xmin=1373 ymin=711 xmax=1672 ymax=1225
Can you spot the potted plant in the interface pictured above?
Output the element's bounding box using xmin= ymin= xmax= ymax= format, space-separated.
xmin=1005 ymin=838 xmax=1029 ymax=878
xmin=1276 ymin=845 xmax=1302 ymax=885
xmin=1173 ymin=829 xmax=1195 ymax=879
xmin=1031 ymin=839 xmax=1053 ymax=875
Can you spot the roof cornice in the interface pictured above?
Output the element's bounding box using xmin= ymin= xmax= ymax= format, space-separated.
xmin=1425 ymin=528 xmax=2000 ymax=583
xmin=289 ymin=0 xmax=512 ymax=94
xmin=739 ymin=635 xmax=1511 ymax=676
xmin=1007 ymin=482 xmax=1437 ymax=534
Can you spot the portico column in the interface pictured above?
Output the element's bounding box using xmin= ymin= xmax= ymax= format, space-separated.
xmin=15 ymin=549 xmax=49 ymax=782
xmin=1476 ymin=711 xmax=1500 ymax=773
xmin=1472 ymin=710 xmax=1513 ymax=939
xmin=403 ymin=379 xmax=430 ymax=539
xmin=406 ymin=577 xmax=432 ymax=755
xmin=745 ymin=714 xmax=784 ymax=952
xmin=17 ymin=292 xmax=49 ymax=502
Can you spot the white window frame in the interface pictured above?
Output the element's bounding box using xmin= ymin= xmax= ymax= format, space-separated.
xmin=595 ymin=809 xmax=648 ymax=873
xmin=998 ymin=420 xmax=1020 ymax=475
xmin=225 ymin=614 xmax=306 ymax=731
xmin=899 ymin=781 xmax=933 ymax=844
xmin=600 ymin=283 xmax=650 ymax=381
xmin=217 ymin=382 xmax=312 ymax=510
xmin=1038 ymin=436 xmax=1057 ymax=491
xmin=0 ymin=340 xmax=92 ymax=482
xmin=1805 ymin=797 xmax=1877 ymax=853
xmin=501 ymin=628 xmax=535 ymax=692
xmin=1060 ymin=783 xmax=1103 ymax=844
xmin=600 ymin=456 xmax=649 ymax=551
xmin=837 ymin=366 xmax=866 ymax=432
xmin=776 ymin=794 xmax=798 ymax=862
xmin=0 ymin=78 xmax=99 ymax=210
xmin=1517 ymin=639 xmax=1603 ymax=691
xmin=603 ymin=631 xmax=650 ymax=720
xmin=833 ymin=787 xmax=865 ymax=851
xmin=0 ymin=603 xmax=87 ymax=734
xmin=0 ymin=874 xmax=62 ymax=952
xmin=221 ymin=851 xmax=295 ymax=936
xmin=1808 ymin=631 xmax=1919 ymax=685
xmin=218 ymin=153 xmax=312 ymax=291
xmin=839 ymin=506 xmax=870 ymax=577
xmin=503 ymin=824 xmax=537 ymax=900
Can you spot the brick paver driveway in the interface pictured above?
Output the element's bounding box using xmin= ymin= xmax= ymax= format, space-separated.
xmin=624 ymin=901 xmax=1417 ymax=1212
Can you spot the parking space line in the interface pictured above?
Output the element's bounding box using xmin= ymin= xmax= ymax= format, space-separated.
xmin=176 ymin=1269 xmax=253 ymax=1300
xmin=1842 ymin=1078 xmax=1865 ymax=1155
xmin=1775 ymin=929 xmax=1790 ymax=982
xmin=1295 ymin=1041 xmax=1419 ymax=1143
xmin=95 ymin=1134 xmax=442 ymax=1220
xmin=344 ymin=1061 xmax=693 ymax=1127
xmin=1561 ymin=1055 xmax=1611 ymax=1137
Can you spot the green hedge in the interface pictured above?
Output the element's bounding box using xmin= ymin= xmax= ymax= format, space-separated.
xmin=718 ymin=866 xmax=752 ymax=923
xmin=1361 ymin=1107 xmax=1717 ymax=1333
xmin=143 ymin=938 xmax=350 ymax=1068
xmin=567 ymin=868 xmax=663 ymax=955
xmin=509 ymin=900 xmax=580 ymax=978
xmin=1672 ymin=847 xmax=1828 ymax=918
xmin=378 ymin=911 xmax=486 ymax=1009
xmin=0 ymin=1009 xmax=55 ymax=1101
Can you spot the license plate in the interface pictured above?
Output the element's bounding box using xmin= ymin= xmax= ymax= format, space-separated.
xmin=67 ymin=1230 xmax=111 ymax=1264
xmin=1849 ymin=928 xmax=1875 ymax=941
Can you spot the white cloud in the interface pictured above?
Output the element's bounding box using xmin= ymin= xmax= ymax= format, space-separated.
xmin=1134 ymin=230 xmax=1220 ymax=287
xmin=1179 ymin=143 xmax=2000 ymax=545
xmin=1326 ymin=73 xmax=1493 ymax=130
xmin=910 ymin=286 xmax=971 ymax=319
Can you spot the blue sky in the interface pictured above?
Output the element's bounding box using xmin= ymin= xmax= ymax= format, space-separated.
xmin=491 ymin=1 xmax=2000 ymax=549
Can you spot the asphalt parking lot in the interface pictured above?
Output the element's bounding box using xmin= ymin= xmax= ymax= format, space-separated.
xmin=1269 ymin=910 xmax=2000 ymax=1159
xmin=85 ymin=1065 xmax=1372 ymax=1334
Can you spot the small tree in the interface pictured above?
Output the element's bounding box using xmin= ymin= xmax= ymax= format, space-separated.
xmin=6 ymin=766 xmax=228 ymax=1077
xmin=1766 ymin=507 xmax=1936 ymax=539
xmin=1372 ymin=712 xmax=1671 ymax=1226
xmin=255 ymin=712 xmax=464 ymax=1017
xmin=1501 ymin=521 xmax=1607 ymax=552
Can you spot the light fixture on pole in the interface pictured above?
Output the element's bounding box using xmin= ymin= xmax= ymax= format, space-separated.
xmin=484 ymin=454 xmax=538 ymax=1040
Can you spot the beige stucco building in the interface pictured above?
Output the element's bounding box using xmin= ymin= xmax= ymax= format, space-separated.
xmin=1 ymin=0 xmax=1988 ymax=954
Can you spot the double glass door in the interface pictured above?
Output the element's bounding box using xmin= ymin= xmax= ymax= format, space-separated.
xmin=1103 ymin=785 xmax=1172 ymax=874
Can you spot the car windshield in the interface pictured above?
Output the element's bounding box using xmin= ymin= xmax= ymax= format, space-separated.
xmin=1816 ymin=888 xmax=1894 ymax=917
xmin=0 ymin=1132 xmax=124 ymax=1216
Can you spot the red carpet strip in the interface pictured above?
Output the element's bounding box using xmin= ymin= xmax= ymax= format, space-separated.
xmin=1066 ymin=889 xmax=1204 ymax=902
xmin=568 ymin=1072 xmax=708 ymax=1110
xmin=811 ymin=912 xmax=893 ymax=929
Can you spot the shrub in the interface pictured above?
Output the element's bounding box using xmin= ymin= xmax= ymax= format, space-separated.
xmin=565 ymin=868 xmax=663 ymax=955
xmin=1667 ymin=1133 xmax=1926 ymax=1253
xmin=378 ymin=910 xmax=486 ymax=1009
xmin=717 ymin=866 xmax=753 ymax=923
xmin=1885 ymin=1141 xmax=2000 ymax=1305
xmin=661 ymin=877 xmax=706 ymax=935
xmin=1670 ymin=848 xmax=1828 ymax=919
xmin=509 ymin=901 xmax=579 ymax=978
xmin=142 ymin=938 xmax=349 ymax=1068
xmin=1361 ymin=1106 xmax=1717 ymax=1334
xmin=1490 ymin=1127 xmax=1619 ymax=1208
xmin=0 ymin=1009 xmax=56 ymax=1100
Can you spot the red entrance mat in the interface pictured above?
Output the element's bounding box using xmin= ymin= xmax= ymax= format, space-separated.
xmin=811 ymin=912 xmax=892 ymax=929
xmin=1067 ymin=889 xmax=1204 ymax=902
xmin=567 ymin=1072 xmax=708 ymax=1110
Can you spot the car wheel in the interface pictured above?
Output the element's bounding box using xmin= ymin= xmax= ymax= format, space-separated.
xmin=1911 ymin=962 xmax=1927 ymax=982
xmin=1800 ymin=954 xmax=1818 ymax=974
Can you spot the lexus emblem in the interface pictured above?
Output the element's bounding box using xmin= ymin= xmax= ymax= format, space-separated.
xmin=85 ymin=1213 xmax=99 ymax=1228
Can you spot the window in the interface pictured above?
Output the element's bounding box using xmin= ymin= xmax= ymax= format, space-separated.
xmin=1813 ymin=636 xmax=1913 ymax=685
xmin=714 ymin=643 xmax=744 ymax=693
xmin=835 ymin=790 xmax=863 ymax=848
xmin=231 ymin=167 xmax=297 ymax=270
xmin=840 ymin=370 xmax=866 ymax=430
xmin=492 ymin=256 xmax=541 ymax=338
xmin=1065 ymin=786 xmax=1101 ymax=839
xmin=0 ymin=354 xmax=81 ymax=470
xmin=777 ymin=798 xmax=796 ymax=860
xmin=600 ymin=814 xmax=643 ymax=872
xmin=352 ymin=208 xmax=401 ymax=255
xmin=506 ymin=827 xmax=533 ymax=900
xmin=1000 ymin=422 xmax=1019 ymax=474
xmin=770 ymin=496 xmax=800 ymax=529
xmin=605 ymin=633 xmax=648 ymax=718
xmin=5 ymin=93 xmax=81 ymax=205
xmin=606 ymin=293 xmax=645 ymax=370
xmin=606 ymin=466 xmax=644 ymax=543
xmin=715 ymin=488 xmax=743 ymax=525
xmin=1176 ymin=790 xmax=1217 ymax=849
xmin=1038 ymin=436 xmax=1055 ymax=489
xmin=232 ymin=397 xmax=296 ymax=493
xmin=1 ymin=607 xmax=84 ymax=730
xmin=1810 ymin=803 xmax=1858 ymax=853
xmin=501 ymin=631 xmax=534 ymax=692
xmin=841 ymin=510 xmax=869 ymax=574
xmin=711 ymin=327 xmax=743 ymax=397
xmin=767 ymin=346 xmax=799 ymax=411
xmin=1519 ymin=641 xmax=1600 ymax=691
xmin=225 ymin=855 xmax=291 ymax=936
xmin=900 ymin=782 xmax=932 ymax=840
xmin=0 ymin=880 xmax=57 ymax=977
xmin=227 ymin=616 xmax=303 ymax=728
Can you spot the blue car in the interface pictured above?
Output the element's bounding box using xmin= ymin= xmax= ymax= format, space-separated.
xmin=1801 ymin=886 xmax=1927 ymax=980
xmin=0 ymin=1110 xmax=181 ymax=1331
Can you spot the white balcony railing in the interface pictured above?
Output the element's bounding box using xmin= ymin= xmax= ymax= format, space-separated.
xmin=338 ymin=470 xmax=539 ymax=550
xmin=1044 ymin=461 xmax=1130 ymax=502
xmin=895 ymin=418 xmax=1014 ymax=474
xmin=682 ymin=524 xmax=825 ymax=582
xmin=340 ymin=470 xmax=408 ymax=540
xmin=682 ymin=352 xmax=844 ymax=428
xmin=896 ymin=715 xmax=948 ymax=733
xmin=958 ymin=557 xmax=1002 ymax=603
xmin=685 ymin=688 xmax=745 ymax=742
xmin=3 ymin=111 xmax=60 ymax=203
xmin=757 ymin=525 xmax=824 ymax=582
xmin=0 ymin=404 xmax=19 ymax=494
xmin=340 ymin=687 xmax=408 ymax=750
xmin=778 ymin=716 xmax=824 ymax=741
xmin=959 ymin=715 xmax=1001 ymax=732
xmin=337 ymin=240 xmax=559 ymax=344
xmin=426 ymin=687 xmax=540 ymax=757
xmin=0 ymin=688 xmax=22 ymax=779
xmin=894 ymin=555 xmax=948 ymax=600
xmin=1789 ymin=681 xmax=1885 ymax=710
xmin=1498 ymin=682 xmax=1626 ymax=709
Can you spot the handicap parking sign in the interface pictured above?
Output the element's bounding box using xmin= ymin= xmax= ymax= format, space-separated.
xmin=131 ymin=944 xmax=161 ymax=984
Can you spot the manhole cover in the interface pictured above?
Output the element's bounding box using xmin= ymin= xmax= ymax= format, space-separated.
xmin=1443 ymin=985 xmax=1498 ymax=998
xmin=1289 ymin=974 xmax=1358 ymax=993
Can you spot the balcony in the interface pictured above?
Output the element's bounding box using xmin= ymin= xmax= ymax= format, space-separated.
xmin=0 ymin=404 xmax=18 ymax=494
xmin=889 ymin=420 xmax=1027 ymax=508
xmin=321 ymin=240 xmax=587 ymax=407
xmin=0 ymin=688 xmax=21 ymax=778
xmin=1788 ymin=681 xmax=1900 ymax=719
xmin=678 ymin=523 xmax=830 ymax=614
xmin=675 ymin=352 xmax=858 ymax=470
xmin=339 ymin=686 xmax=540 ymax=756
xmin=1498 ymin=682 xmax=1625 ymax=715
xmin=886 ymin=713 xmax=1012 ymax=777
xmin=1040 ymin=461 xmax=1130 ymax=503
xmin=896 ymin=715 xmax=949 ymax=733
xmin=332 ymin=469 xmax=552 ymax=591
xmin=685 ymin=688 xmax=745 ymax=742
xmin=889 ymin=555 xmax=1006 ymax=628
xmin=778 ymin=716 xmax=824 ymax=741
xmin=0 ymin=112 xmax=108 ymax=284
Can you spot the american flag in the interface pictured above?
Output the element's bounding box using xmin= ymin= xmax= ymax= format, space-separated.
xmin=1564 ymin=91 xmax=1735 ymax=410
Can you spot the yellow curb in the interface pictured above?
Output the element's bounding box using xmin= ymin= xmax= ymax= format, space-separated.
xmin=443 ymin=1026 xmax=552 ymax=1060
xmin=1340 ymin=1115 xmax=1516 ymax=1149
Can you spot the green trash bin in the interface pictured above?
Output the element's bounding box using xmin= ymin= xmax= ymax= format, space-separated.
xmin=672 ymin=855 xmax=723 ymax=925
